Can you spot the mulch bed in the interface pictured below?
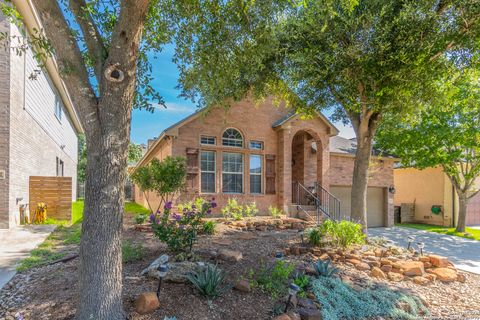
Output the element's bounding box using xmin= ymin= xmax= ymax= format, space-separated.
xmin=1 ymin=216 xmax=480 ymax=320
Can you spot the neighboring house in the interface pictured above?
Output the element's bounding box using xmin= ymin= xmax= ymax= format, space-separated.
xmin=0 ymin=3 xmax=83 ymax=228
xmin=394 ymin=167 xmax=480 ymax=227
xmin=134 ymin=97 xmax=397 ymax=227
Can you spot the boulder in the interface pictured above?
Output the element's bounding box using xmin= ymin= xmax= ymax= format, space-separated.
xmin=140 ymin=254 xmax=169 ymax=277
xmin=273 ymin=315 xmax=292 ymax=320
xmin=298 ymin=308 xmax=322 ymax=320
xmin=370 ymin=267 xmax=387 ymax=279
xmin=419 ymin=256 xmax=431 ymax=263
xmin=346 ymin=258 xmax=362 ymax=265
xmin=387 ymin=272 xmax=404 ymax=282
xmin=356 ymin=262 xmax=371 ymax=271
xmin=429 ymin=255 xmax=450 ymax=268
xmin=368 ymin=261 xmax=381 ymax=268
xmin=374 ymin=248 xmax=384 ymax=257
xmin=234 ymin=279 xmax=251 ymax=292
xmin=394 ymin=261 xmax=424 ymax=276
xmin=380 ymin=258 xmax=392 ymax=266
xmin=457 ymin=273 xmax=466 ymax=283
xmin=217 ymin=249 xmax=243 ymax=262
xmin=430 ymin=268 xmax=457 ymax=282
xmin=298 ymin=298 xmax=316 ymax=309
xmin=380 ymin=265 xmax=392 ymax=273
xmin=165 ymin=261 xmax=213 ymax=283
xmin=425 ymin=274 xmax=437 ymax=282
xmin=134 ymin=292 xmax=159 ymax=315
xmin=413 ymin=276 xmax=430 ymax=285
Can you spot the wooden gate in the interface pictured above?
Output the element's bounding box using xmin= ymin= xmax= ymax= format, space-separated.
xmin=29 ymin=176 xmax=72 ymax=221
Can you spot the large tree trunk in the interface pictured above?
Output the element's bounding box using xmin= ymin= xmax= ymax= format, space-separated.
xmin=350 ymin=127 xmax=375 ymax=233
xmin=77 ymin=124 xmax=130 ymax=320
xmin=456 ymin=193 xmax=468 ymax=233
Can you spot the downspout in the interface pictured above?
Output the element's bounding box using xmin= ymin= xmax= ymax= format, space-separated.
xmin=452 ymin=185 xmax=456 ymax=228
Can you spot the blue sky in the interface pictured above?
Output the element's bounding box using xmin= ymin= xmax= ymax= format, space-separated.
xmin=130 ymin=45 xmax=356 ymax=144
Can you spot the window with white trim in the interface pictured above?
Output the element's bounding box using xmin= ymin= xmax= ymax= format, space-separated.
xmin=56 ymin=157 xmax=64 ymax=177
xmin=250 ymin=155 xmax=262 ymax=194
xmin=222 ymin=128 xmax=243 ymax=147
xmin=55 ymin=96 xmax=62 ymax=122
xmin=200 ymin=151 xmax=216 ymax=193
xmin=249 ymin=140 xmax=263 ymax=150
xmin=200 ymin=135 xmax=216 ymax=145
xmin=222 ymin=152 xmax=243 ymax=193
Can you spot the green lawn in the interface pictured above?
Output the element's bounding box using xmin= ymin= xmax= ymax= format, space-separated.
xmin=18 ymin=200 xmax=149 ymax=271
xmin=397 ymin=223 xmax=480 ymax=241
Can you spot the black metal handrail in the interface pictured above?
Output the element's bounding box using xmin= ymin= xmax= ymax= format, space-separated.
xmin=292 ymin=181 xmax=342 ymax=223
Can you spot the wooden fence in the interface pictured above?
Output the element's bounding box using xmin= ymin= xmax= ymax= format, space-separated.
xmin=29 ymin=176 xmax=72 ymax=221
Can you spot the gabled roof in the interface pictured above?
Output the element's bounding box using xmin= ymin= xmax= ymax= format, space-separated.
xmin=13 ymin=0 xmax=83 ymax=133
xmin=272 ymin=111 xmax=339 ymax=136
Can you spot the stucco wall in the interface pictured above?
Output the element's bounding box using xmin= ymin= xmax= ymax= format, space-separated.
xmin=5 ymin=22 xmax=78 ymax=227
xmin=394 ymin=167 xmax=450 ymax=226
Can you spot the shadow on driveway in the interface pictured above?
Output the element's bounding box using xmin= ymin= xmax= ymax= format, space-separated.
xmin=369 ymin=226 xmax=480 ymax=274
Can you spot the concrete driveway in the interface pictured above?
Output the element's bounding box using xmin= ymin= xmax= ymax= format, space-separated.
xmin=0 ymin=225 xmax=55 ymax=289
xmin=369 ymin=226 xmax=480 ymax=274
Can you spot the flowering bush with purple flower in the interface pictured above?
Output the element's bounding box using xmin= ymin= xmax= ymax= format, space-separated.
xmin=151 ymin=198 xmax=217 ymax=253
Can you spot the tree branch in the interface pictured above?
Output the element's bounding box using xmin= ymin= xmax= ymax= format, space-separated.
xmin=68 ymin=0 xmax=107 ymax=84
xmin=30 ymin=0 xmax=99 ymax=131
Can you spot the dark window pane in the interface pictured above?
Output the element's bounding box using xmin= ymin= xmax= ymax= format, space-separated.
xmin=222 ymin=128 xmax=243 ymax=147
xmin=201 ymin=172 xmax=215 ymax=193
xmin=249 ymin=140 xmax=263 ymax=150
xmin=250 ymin=175 xmax=261 ymax=194
xmin=200 ymin=136 xmax=216 ymax=145
xmin=222 ymin=173 xmax=243 ymax=193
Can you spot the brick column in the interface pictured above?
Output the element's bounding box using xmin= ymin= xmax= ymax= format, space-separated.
xmin=277 ymin=128 xmax=292 ymax=215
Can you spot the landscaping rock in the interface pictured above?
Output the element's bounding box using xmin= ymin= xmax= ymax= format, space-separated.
xmin=273 ymin=314 xmax=292 ymax=320
xmin=356 ymin=262 xmax=371 ymax=271
xmin=387 ymin=272 xmax=404 ymax=282
xmin=425 ymin=273 xmax=437 ymax=282
xmin=298 ymin=308 xmax=322 ymax=320
xmin=368 ymin=261 xmax=381 ymax=268
xmin=413 ymin=276 xmax=430 ymax=285
xmin=457 ymin=273 xmax=466 ymax=283
xmin=134 ymin=292 xmax=159 ymax=315
xmin=212 ymin=239 xmax=233 ymax=246
xmin=430 ymin=268 xmax=457 ymax=282
xmin=234 ymin=279 xmax=251 ymax=293
xmin=297 ymin=298 xmax=316 ymax=309
xmin=140 ymin=254 xmax=169 ymax=277
xmin=429 ymin=255 xmax=450 ymax=268
xmin=217 ymin=249 xmax=243 ymax=262
xmin=286 ymin=312 xmax=301 ymax=320
xmin=380 ymin=258 xmax=392 ymax=266
xmin=370 ymin=267 xmax=386 ymax=279
xmin=380 ymin=265 xmax=392 ymax=273
xmin=346 ymin=258 xmax=362 ymax=265
xmin=394 ymin=261 xmax=424 ymax=276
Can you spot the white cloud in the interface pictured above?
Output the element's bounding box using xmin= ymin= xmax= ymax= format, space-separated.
xmin=150 ymin=101 xmax=196 ymax=114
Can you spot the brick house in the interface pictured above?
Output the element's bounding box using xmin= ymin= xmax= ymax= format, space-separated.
xmin=0 ymin=3 xmax=82 ymax=228
xmin=134 ymin=97 xmax=396 ymax=227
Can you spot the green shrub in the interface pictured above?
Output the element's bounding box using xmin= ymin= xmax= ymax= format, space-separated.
xmin=312 ymin=259 xmax=338 ymax=278
xmin=152 ymin=198 xmax=217 ymax=253
xmin=311 ymin=277 xmax=429 ymax=320
xmin=221 ymin=199 xmax=258 ymax=220
xmin=318 ymin=219 xmax=365 ymax=248
xmin=269 ymin=206 xmax=283 ymax=218
xmin=251 ymin=260 xmax=295 ymax=299
xmin=307 ymin=228 xmax=322 ymax=246
xmin=134 ymin=213 xmax=148 ymax=224
xmin=122 ymin=240 xmax=145 ymax=263
xmin=293 ymin=273 xmax=310 ymax=298
xmin=201 ymin=220 xmax=217 ymax=235
xmin=187 ymin=264 xmax=228 ymax=300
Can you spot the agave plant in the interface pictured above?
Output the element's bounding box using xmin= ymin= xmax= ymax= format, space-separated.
xmin=312 ymin=259 xmax=338 ymax=278
xmin=187 ymin=264 xmax=228 ymax=299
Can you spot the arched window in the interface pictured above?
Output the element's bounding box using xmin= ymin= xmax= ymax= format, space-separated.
xmin=222 ymin=128 xmax=243 ymax=147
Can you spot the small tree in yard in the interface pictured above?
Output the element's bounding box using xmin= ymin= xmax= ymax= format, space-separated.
xmin=376 ymin=69 xmax=480 ymax=233
xmin=174 ymin=0 xmax=480 ymax=233
xmin=130 ymin=156 xmax=187 ymax=214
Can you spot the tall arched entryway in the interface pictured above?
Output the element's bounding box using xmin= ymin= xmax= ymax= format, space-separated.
xmin=291 ymin=130 xmax=324 ymax=203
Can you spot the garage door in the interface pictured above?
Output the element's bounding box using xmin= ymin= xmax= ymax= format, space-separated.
xmin=466 ymin=193 xmax=480 ymax=226
xmin=330 ymin=186 xmax=386 ymax=227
